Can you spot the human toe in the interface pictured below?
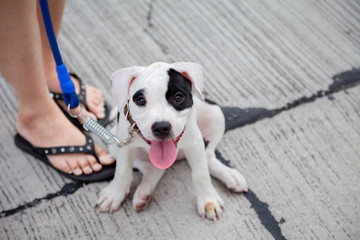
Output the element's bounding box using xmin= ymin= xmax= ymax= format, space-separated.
xmin=73 ymin=168 xmax=83 ymax=176
xmin=90 ymin=86 xmax=103 ymax=98
xmin=89 ymin=103 xmax=105 ymax=120
xmin=92 ymin=163 xmax=102 ymax=172
xmin=82 ymin=166 xmax=93 ymax=175
xmin=87 ymin=155 xmax=103 ymax=172
xmin=94 ymin=144 xmax=115 ymax=165
xmin=78 ymin=158 xmax=93 ymax=175
xmin=86 ymin=86 xmax=105 ymax=119
xmin=99 ymin=154 xmax=115 ymax=165
xmin=51 ymin=158 xmax=71 ymax=174
xmin=66 ymin=158 xmax=81 ymax=175
xmin=92 ymin=97 xmax=101 ymax=106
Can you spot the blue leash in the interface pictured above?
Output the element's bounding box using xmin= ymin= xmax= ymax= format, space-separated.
xmin=38 ymin=0 xmax=133 ymax=149
xmin=39 ymin=0 xmax=79 ymax=109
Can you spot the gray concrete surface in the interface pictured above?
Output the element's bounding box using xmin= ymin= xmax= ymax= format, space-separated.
xmin=1 ymin=0 xmax=359 ymax=239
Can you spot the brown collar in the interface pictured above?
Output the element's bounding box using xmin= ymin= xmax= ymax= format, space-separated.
xmin=123 ymin=103 xmax=151 ymax=145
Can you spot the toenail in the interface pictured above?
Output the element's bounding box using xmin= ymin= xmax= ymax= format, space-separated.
xmin=73 ymin=169 xmax=83 ymax=176
xmin=142 ymin=195 xmax=151 ymax=201
xmin=100 ymin=154 xmax=114 ymax=165
xmin=93 ymin=163 xmax=102 ymax=172
xmin=98 ymin=112 xmax=105 ymax=119
xmin=135 ymin=202 xmax=147 ymax=211
xmin=83 ymin=166 xmax=93 ymax=174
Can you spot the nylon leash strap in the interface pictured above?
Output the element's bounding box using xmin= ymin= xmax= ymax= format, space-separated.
xmin=39 ymin=0 xmax=129 ymax=149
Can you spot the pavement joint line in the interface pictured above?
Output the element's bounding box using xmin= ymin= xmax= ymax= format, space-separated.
xmin=1 ymin=68 xmax=359 ymax=228
xmin=143 ymin=0 xmax=172 ymax=58
xmin=245 ymin=189 xmax=287 ymax=240
xmin=223 ymin=68 xmax=360 ymax=132
xmin=213 ymin=148 xmax=288 ymax=240
xmin=146 ymin=0 xmax=154 ymax=28
xmin=0 ymin=182 xmax=84 ymax=218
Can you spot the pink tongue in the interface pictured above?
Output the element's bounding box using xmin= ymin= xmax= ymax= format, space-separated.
xmin=149 ymin=140 xmax=177 ymax=169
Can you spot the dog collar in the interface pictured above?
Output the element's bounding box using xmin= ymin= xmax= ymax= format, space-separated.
xmin=123 ymin=102 xmax=185 ymax=146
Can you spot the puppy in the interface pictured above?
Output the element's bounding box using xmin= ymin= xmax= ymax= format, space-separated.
xmin=96 ymin=62 xmax=247 ymax=220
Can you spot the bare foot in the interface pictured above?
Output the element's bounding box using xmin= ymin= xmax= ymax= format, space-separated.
xmin=16 ymin=99 xmax=114 ymax=176
xmin=47 ymin=73 xmax=106 ymax=124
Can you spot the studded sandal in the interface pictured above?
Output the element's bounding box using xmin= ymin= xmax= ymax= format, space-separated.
xmin=14 ymin=133 xmax=115 ymax=182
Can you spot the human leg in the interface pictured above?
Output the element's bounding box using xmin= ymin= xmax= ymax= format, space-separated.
xmin=0 ymin=0 xmax=114 ymax=177
xmin=37 ymin=0 xmax=106 ymax=121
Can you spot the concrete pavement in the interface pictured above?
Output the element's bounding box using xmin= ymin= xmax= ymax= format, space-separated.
xmin=1 ymin=0 xmax=359 ymax=239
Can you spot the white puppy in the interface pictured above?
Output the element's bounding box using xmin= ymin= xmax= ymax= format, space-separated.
xmin=96 ymin=62 xmax=247 ymax=220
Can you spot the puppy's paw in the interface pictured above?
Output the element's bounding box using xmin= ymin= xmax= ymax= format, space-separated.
xmin=224 ymin=168 xmax=248 ymax=193
xmin=133 ymin=193 xmax=152 ymax=211
xmin=197 ymin=190 xmax=224 ymax=221
xmin=96 ymin=182 xmax=128 ymax=214
xmin=133 ymin=185 xmax=153 ymax=211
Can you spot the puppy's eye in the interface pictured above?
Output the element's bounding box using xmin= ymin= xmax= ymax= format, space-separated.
xmin=174 ymin=93 xmax=184 ymax=103
xmin=136 ymin=97 xmax=147 ymax=106
xmin=133 ymin=89 xmax=147 ymax=107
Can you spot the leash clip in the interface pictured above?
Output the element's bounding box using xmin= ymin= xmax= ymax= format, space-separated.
xmin=67 ymin=104 xmax=134 ymax=149
xmin=67 ymin=104 xmax=84 ymax=119
xmin=116 ymin=123 xmax=135 ymax=148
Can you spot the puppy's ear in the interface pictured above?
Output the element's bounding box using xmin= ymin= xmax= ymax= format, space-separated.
xmin=171 ymin=62 xmax=205 ymax=101
xmin=111 ymin=66 xmax=146 ymax=107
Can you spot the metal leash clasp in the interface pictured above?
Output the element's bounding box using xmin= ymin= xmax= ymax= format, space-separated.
xmin=67 ymin=104 xmax=134 ymax=149
xmin=67 ymin=103 xmax=84 ymax=119
xmin=117 ymin=123 xmax=136 ymax=147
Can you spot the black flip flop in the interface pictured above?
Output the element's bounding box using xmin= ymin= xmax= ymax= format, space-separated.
xmin=50 ymin=73 xmax=111 ymax=129
xmin=14 ymin=133 xmax=115 ymax=182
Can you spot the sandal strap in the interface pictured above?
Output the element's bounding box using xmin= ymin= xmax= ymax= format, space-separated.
xmin=33 ymin=134 xmax=95 ymax=157
xmin=49 ymin=73 xmax=88 ymax=109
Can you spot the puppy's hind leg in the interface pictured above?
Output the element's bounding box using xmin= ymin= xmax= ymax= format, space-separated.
xmin=132 ymin=159 xmax=165 ymax=211
xmin=199 ymin=102 xmax=248 ymax=193
xmin=206 ymin=143 xmax=248 ymax=193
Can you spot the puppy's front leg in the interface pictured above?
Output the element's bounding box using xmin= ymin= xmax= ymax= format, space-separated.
xmin=96 ymin=147 xmax=135 ymax=213
xmin=183 ymin=128 xmax=224 ymax=220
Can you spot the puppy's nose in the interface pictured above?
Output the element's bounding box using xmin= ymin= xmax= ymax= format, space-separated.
xmin=152 ymin=121 xmax=172 ymax=139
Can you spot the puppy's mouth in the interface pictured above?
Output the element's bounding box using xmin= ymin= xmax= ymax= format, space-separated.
xmin=149 ymin=139 xmax=177 ymax=170
xmin=148 ymin=130 xmax=185 ymax=170
xmin=122 ymin=103 xmax=185 ymax=169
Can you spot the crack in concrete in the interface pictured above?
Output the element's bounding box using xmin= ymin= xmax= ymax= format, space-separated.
xmin=146 ymin=0 xmax=154 ymax=28
xmin=245 ymin=189 xmax=287 ymax=240
xmin=211 ymin=68 xmax=360 ymax=240
xmin=222 ymin=68 xmax=360 ymax=132
xmin=0 ymin=182 xmax=83 ymax=218
xmin=214 ymin=68 xmax=360 ymax=240
xmin=143 ymin=0 xmax=171 ymax=58
xmin=1 ymin=68 xmax=359 ymax=239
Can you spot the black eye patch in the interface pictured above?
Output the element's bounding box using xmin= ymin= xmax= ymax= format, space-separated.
xmin=166 ymin=69 xmax=193 ymax=111
xmin=132 ymin=89 xmax=147 ymax=107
